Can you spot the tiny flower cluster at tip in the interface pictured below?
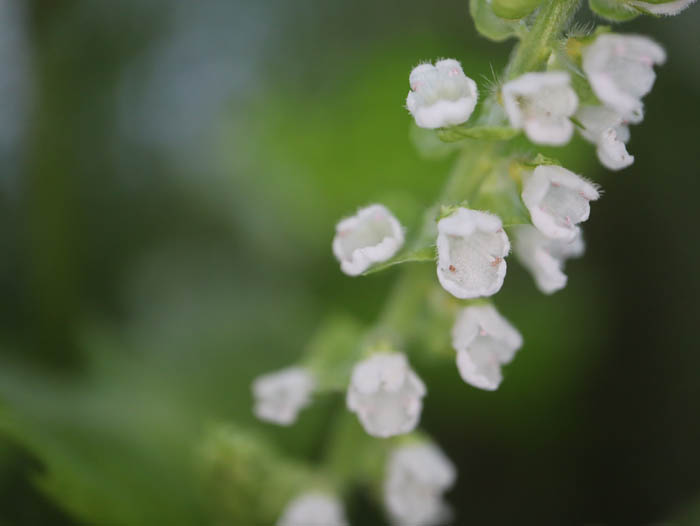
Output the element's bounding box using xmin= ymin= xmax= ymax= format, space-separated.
xmin=346 ymin=352 xmax=426 ymax=438
xmin=406 ymin=59 xmax=479 ymax=129
xmin=332 ymin=204 xmax=404 ymax=276
xmin=451 ymin=304 xmax=523 ymax=391
xmin=384 ymin=442 xmax=456 ymax=526
xmin=252 ymin=366 xmax=315 ymax=426
xmin=277 ymin=492 xmax=348 ymax=526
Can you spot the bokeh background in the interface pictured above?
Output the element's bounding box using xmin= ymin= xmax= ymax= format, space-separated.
xmin=0 ymin=1 xmax=699 ymax=524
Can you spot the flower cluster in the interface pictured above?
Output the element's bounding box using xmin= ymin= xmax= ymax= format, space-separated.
xmin=245 ymin=2 xmax=691 ymax=524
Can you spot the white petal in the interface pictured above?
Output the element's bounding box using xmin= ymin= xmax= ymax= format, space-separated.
xmin=436 ymin=208 xmax=510 ymax=299
xmin=597 ymin=128 xmax=634 ymax=170
xmin=385 ymin=443 xmax=456 ymax=526
xmin=278 ymin=493 xmax=348 ymax=526
xmin=513 ymin=225 xmax=585 ymax=294
xmin=346 ymin=352 xmax=426 ymax=438
xmin=522 ymin=165 xmax=600 ymax=241
xmin=502 ymin=72 xmax=578 ymax=146
xmin=451 ymin=304 xmax=522 ymax=390
xmin=252 ymin=367 xmax=315 ymax=426
xmin=583 ymin=34 xmax=665 ymax=122
xmin=406 ymin=59 xmax=479 ymax=129
xmin=333 ymin=204 xmax=404 ymax=276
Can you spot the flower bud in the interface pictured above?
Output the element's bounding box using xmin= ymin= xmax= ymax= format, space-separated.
xmin=406 ymin=59 xmax=478 ymax=129
xmin=346 ymin=352 xmax=426 ymax=438
xmin=333 ymin=204 xmax=404 ymax=276
xmin=451 ymin=304 xmax=522 ymax=391
xmin=252 ymin=367 xmax=315 ymax=426
xmin=384 ymin=442 xmax=456 ymax=526
xmin=521 ymin=165 xmax=600 ymax=241
xmin=582 ymin=33 xmax=665 ymax=124
xmin=512 ymin=225 xmax=585 ymax=294
xmin=436 ymin=207 xmax=510 ymax=299
xmin=277 ymin=492 xmax=348 ymax=526
xmin=502 ymin=72 xmax=578 ymax=145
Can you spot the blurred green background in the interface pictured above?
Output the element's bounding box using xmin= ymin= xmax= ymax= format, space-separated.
xmin=0 ymin=0 xmax=699 ymax=524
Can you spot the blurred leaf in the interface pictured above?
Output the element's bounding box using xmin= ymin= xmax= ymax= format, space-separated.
xmin=589 ymin=0 xmax=640 ymax=21
xmin=470 ymin=0 xmax=524 ymax=42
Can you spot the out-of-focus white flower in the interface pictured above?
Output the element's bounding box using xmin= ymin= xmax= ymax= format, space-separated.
xmin=252 ymin=367 xmax=315 ymax=426
xmin=346 ymin=352 xmax=426 ymax=438
xmin=512 ymin=224 xmax=585 ymax=294
xmin=522 ymin=165 xmax=600 ymax=242
xmin=502 ymin=72 xmax=578 ymax=145
xmin=406 ymin=59 xmax=479 ymax=129
xmin=436 ymin=208 xmax=510 ymax=299
xmin=583 ymin=34 xmax=666 ymax=123
xmin=384 ymin=442 xmax=456 ymax=526
xmin=576 ymin=105 xmax=634 ymax=171
xmin=628 ymin=0 xmax=697 ymax=15
xmin=451 ymin=304 xmax=522 ymax=391
xmin=277 ymin=492 xmax=348 ymax=526
xmin=333 ymin=204 xmax=404 ymax=276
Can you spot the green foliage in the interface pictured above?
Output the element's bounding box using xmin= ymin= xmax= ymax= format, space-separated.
xmin=361 ymin=246 xmax=436 ymax=276
xmin=492 ymin=0 xmax=544 ymax=19
xmin=470 ymin=0 xmax=525 ymax=41
xmin=437 ymin=125 xmax=521 ymax=143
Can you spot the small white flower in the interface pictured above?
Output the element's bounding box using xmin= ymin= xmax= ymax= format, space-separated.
xmin=451 ymin=304 xmax=522 ymax=391
xmin=406 ymin=59 xmax=479 ymax=129
xmin=521 ymin=165 xmax=600 ymax=242
xmin=384 ymin=443 xmax=456 ymax=526
xmin=502 ymin=72 xmax=578 ymax=145
xmin=436 ymin=208 xmax=510 ymax=299
xmin=346 ymin=352 xmax=426 ymax=438
xmin=277 ymin=492 xmax=348 ymax=526
xmin=512 ymin=224 xmax=585 ymax=294
xmin=583 ymin=34 xmax=666 ymax=123
xmin=333 ymin=204 xmax=404 ymax=276
xmin=576 ymin=105 xmax=634 ymax=171
xmin=252 ymin=367 xmax=315 ymax=426
xmin=628 ymin=0 xmax=697 ymax=16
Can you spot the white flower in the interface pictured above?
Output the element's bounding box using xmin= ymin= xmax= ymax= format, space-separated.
xmin=451 ymin=304 xmax=522 ymax=391
xmin=346 ymin=352 xmax=426 ymax=438
xmin=521 ymin=165 xmax=600 ymax=242
xmin=252 ymin=367 xmax=315 ymax=426
xmin=406 ymin=59 xmax=478 ymax=129
xmin=576 ymin=105 xmax=634 ymax=171
xmin=502 ymin=72 xmax=578 ymax=145
xmin=333 ymin=204 xmax=404 ymax=276
xmin=628 ymin=0 xmax=697 ymax=16
xmin=277 ymin=492 xmax=348 ymax=526
xmin=512 ymin=225 xmax=585 ymax=294
xmin=583 ymin=34 xmax=666 ymax=123
xmin=384 ymin=443 xmax=456 ymax=526
xmin=436 ymin=208 xmax=510 ymax=299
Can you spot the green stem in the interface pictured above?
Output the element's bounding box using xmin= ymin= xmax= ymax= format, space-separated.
xmin=506 ymin=0 xmax=581 ymax=79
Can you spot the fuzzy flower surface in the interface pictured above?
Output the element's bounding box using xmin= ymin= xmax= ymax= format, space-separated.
xmin=384 ymin=443 xmax=456 ymax=526
xmin=576 ymin=105 xmax=634 ymax=171
xmin=628 ymin=0 xmax=697 ymax=15
xmin=406 ymin=59 xmax=478 ymax=129
xmin=512 ymin=224 xmax=585 ymax=294
xmin=502 ymin=71 xmax=578 ymax=145
xmin=583 ymin=34 xmax=666 ymax=123
xmin=277 ymin=492 xmax=348 ymax=526
xmin=333 ymin=204 xmax=404 ymax=276
xmin=451 ymin=304 xmax=522 ymax=391
xmin=436 ymin=207 xmax=510 ymax=299
xmin=252 ymin=367 xmax=315 ymax=426
xmin=522 ymin=165 xmax=600 ymax=242
xmin=346 ymin=352 xmax=426 ymax=438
